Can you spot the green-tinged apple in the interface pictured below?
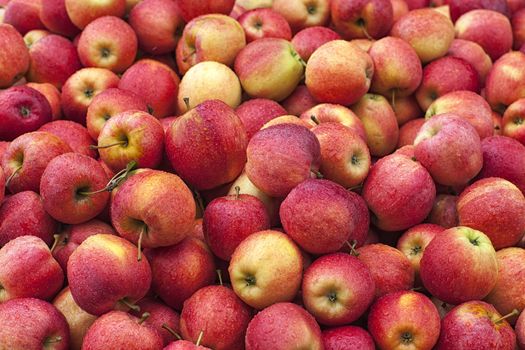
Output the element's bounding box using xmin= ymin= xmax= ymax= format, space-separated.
xmin=330 ymin=0 xmax=393 ymax=40
xmin=300 ymin=103 xmax=366 ymax=140
xmin=39 ymin=120 xmax=97 ymax=158
xmin=40 ymin=0 xmax=80 ymax=38
xmin=291 ymin=26 xmax=341 ymax=62
xmin=26 ymin=82 xmax=63 ymax=120
xmin=272 ymin=0 xmax=330 ymax=32
xmin=235 ymin=98 xmax=287 ymax=140
xmin=502 ymin=98 xmax=525 ymax=144
xmin=447 ymin=39 xmax=493 ymax=86
xmin=0 ymin=23 xmax=29 ymax=88
xmin=427 ymin=194 xmax=459 ymax=228
xmin=65 ymin=0 xmax=126 ymax=29
xmin=238 ymin=8 xmax=292 ymax=43
xmin=23 ymin=29 xmax=50 ymax=48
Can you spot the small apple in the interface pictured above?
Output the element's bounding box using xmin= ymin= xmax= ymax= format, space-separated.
xmin=427 ymin=194 xmax=459 ymax=228
xmin=447 ymin=39 xmax=493 ymax=86
xmin=3 ymin=0 xmax=45 ymax=35
xmin=398 ymin=118 xmax=425 ymax=148
xmin=281 ymin=85 xmax=318 ymax=116
xmin=291 ymin=26 xmax=340 ymax=62
xmin=238 ymin=8 xmax=292 ymax=43
xmin=322 ymin=326 xmax=374 ymax=350
xmin=330 ymin=0 xmax=393 ymax=40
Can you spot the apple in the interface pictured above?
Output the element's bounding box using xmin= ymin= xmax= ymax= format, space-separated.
xmin=398 ymin=118 xmax=425 ymax=148
xmin=281 ymin=84 xmax=318 ymax=116
xmin=0 ymin=23 xmax=29 ymax=88
xmin=239 ymin=8 xmax=292 ymax=43
xmin=414 ymin=114 xmax=483 ymax=187
xmin=322 ymin=326 xmax=374 ymax=350
xmin=391 ymin=0 xmax=409 ymax=21
xmin=245 ymin=123 xmax=320 ymax=197
xmin=0 ymin=85 xmax=53 ymax=141
xmin=515 ymin=9 xmax=525 ymax=50
xmin=427 ymin=194 xmax=459 ymax=228
xmin=508 ymin=0 xmax=525 ymax=13
xmin=245 ymin=302 xmax=323 ymax=350
xmin=175 ymin=0 xmax=235 ymax=22
xmin=291 ymin=26 xmax=340 ymax=62
xmin=345 ymin=191 xmax=371 ymax=247
xmin=177 ymin=61 xmax=242 ymax=113
xmin=3 ymin=0 xmax=45 ymax=35
xmin=165 ymin=340 xmax=211 ymax=350
xmin=0 ymin=298 xmax=70 ymax=350
xmin=330 ymin=0 xmax=393 ymax=40
xmin=26 ymin=82 xmax=63 ymax=120
xmin=23 ymin=29 xmax=50 ymax=48
xmin=65 ymin=0 xmax=126 ymax=30
xmin=118 ymin=59 xmax=180 ymax=118
xmin=435 ymin=300 xmax=516 ymax=349
xmin=516 ymin=308 xmax=525 ymax=349
xmin=260 ymin=114 xmax=312 ymax=129
xmin=61 ymin=67 xmax=120 ymax=125
xmin=39 ymin=120 xmax=97 ymax=158
xmin=229 ymin=230 xmax=303 ymax=309
xmin=235 ymin=98 xmax=287 ymax=140
xmin=230 ymin=0 xmax=273 ymax=19
xmin=420 ymin=226 xmax=498 ymax=305
xmin=306 ymin=40 xmax=373 ymax=105
xmin=40 ymin=0 xmax=80 ymax=38
xmin=130 ymin=298 xmax=181 ymax=346
xmin=128 ymin=0 xmax=184 ymax=55
xmin=300 ymin=103 xmax=366 ymax=140
xmin=448 ymin=0 xmax=510 ymax=21
xmin=235 ymin=38 xmax=304 ymax=101
xmin=0 ymin=235 xmax=63 ymax=302
xmin=485 ymin=51 xmax=525 ymax=114
xmin=272 ymin=0 xmax=330 ymax=32
xmin=502 ymin=98 xmax=525 ymax=144
xmin=391 ymin=8 xmax=455 ymax=63
xmin=176 ymin=14 xmax=245 ymax=76
xmin=447 ymin=39 xmax=493 ymax=86
xmin=455 ymin=9 xmax=512 ymax=61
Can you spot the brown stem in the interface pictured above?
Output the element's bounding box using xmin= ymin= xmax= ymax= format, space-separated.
xmin=310 ymin=115 xmax=320 ymax=125
xmin=183 ymin=97 xmax=190 ymax=110
xmin=345 ymin=240 xmax=359 ymax=257
xmin=193 ymin=189 xmax=205 ymax=214
xmin=5 ymin=165 xmax=22 ymax=188
xmin=361 ymin=24 xmax=373 ymax=40
xmin=494 ymin=309 xmax=519 ymax=324
xmin=234 ymin=186 xmax=240 ymax=200
xmin=44 ymin=336 xmax=62 ymax=344
xmin=138 ymin=312 xmax=150 ymax=325
xmin=79 ymin=161 xmax=137 ymax=196
xmin=217 ymin=269 xmax=223 ymax=286
xmin=196 ymin=330 xmax=204 ymax=347
xmin=182 ymin=50 xmax=195 ymax=63
xmin=313 ymin=170 xmax=323 ymax=179
xmin=391 ymin=89 xmax=396 ymax=110
xmin=137 ymin=225 xmax=146 ymax=262
xmin=89 ymin=140 xmax=127 ymax=150
xmin=119 ymin=298 xmax=140 ymax=312
xmin=50 ymin=234 xmax=61 ymax=253
xmin=162 ymin=323 xmax=182 ymax=340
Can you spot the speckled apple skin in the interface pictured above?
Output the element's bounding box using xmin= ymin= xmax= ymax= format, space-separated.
xmin=322 ymin=326 xmax=375 ymax=350
xmin=130 ymin=297 xmax=181 ymax=346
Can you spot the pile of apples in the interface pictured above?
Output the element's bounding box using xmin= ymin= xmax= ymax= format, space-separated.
xmin=2 ymin=0 xmax=525 ymax=349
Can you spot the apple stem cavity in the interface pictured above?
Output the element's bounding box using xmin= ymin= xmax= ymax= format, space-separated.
xmin=310 ymin=115 xmax=320 ymax=125
xmin=138 ymin=312 xmax=150 ymax=325
xmin=494 ymin=309 xmax=519 ymax=323
xmin=183 ymin=97 xmax=190 ymax=110
xmin=89 ymin=140 xmax=128 ymax=150
xmin=356 ymin=18 xmax=373 ymax=40
xmin=216 ymin=269 xmax=223 ymax=286
xmin=119 ymin=298 xmax=140 ymax=312
xmin=5 ymin=165 xmax=22 ymax=188
xmin=44 ymin=336 xmax=62 ymax=345
xmin=162 ymin=323 xmax=182 ymax=340
xmin=196 ymin=330 xmax=204 ymax=347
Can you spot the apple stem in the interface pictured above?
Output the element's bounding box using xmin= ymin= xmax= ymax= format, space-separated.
xmin=313 ymin=170 xmax=323 ymax=179
xmin=44 ymin=336 xmax=62 ymax=344
xmin=216 ymin=269 xmax=223 ymax=286
xmin=345 ymin=240 xmax=360 ymax=257
xmin=411 ymin=286 xmax=423 ymax=292
xmin=50 ymin=234 xmax=61 ymax=253
xmin=310 ymin=115 xmax=320 ymax=125
xmin=119 ymin=298 xmax=140 ymax=312
xmin=391 ymin=89 xmax=396 ymax=110
xmin=78 ymin=161 xmax=137 ymax=196
xmin=5 ymin=165 xmax=22 ymax=188
xmin=138 ymin=312 xmax=150 ymax=325
xmin=196 ymin=330 xmax=204 ymax=347
xmin=89 ymin=140 xmax=127 ymax=149
xmin=494 ymin=309 xmax=519 ymax=324
xmin=182 ymin=50 xmax=196 ymax=63
xmin=234 ymin=186 xmax=240 ymax=200
xmin=137 ymin=225 xmax=146 ymax=261
xmin=348 ymin=183 xmax=363 ymax=192
xmin=183 ymin=97 xmax=191 ymax=110
xmin=162 ymin=323 xmax=182 ymax=340
xmin=360 ymin=24 xmax=373 ymax=41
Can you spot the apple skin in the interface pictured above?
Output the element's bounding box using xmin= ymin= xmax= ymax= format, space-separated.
xmin=291 ymin=26 xmax=341 ymax=62
xmin=67 ymin=234 xmax=152 ymax=316
xmin=0 ymin=23 xmax=29 ymax=88
xmin=0 ymin=298 xmax=70 ymax=350
xmin=77 ymin=16 xmax=138 ymax=74
xmin=245 ymin=302 xmax=323 ymax=350
xmin=246 ymin=123 xmax=320 ymax=197
xmin=53 ymin=287 xmax=97 ymax=350
xmin=502 ymin=98 xmax=525 ymax=144
xmin=346 ymin=191 xmax=370 ymax=247
xmin=165 ymin=341 xmax=211 ymax=350
xmin=0 ymin=167 xmax=4 ymax=203
xmin=65 ymin=0 xmax=126 ymax=30
xmin=352 ymin=93 xmax=399 ymax=157
xmin=282 ymin=85 xmax=318 ymax=116
xmin=175 ymin=0 xmax=235 ymax=22
xmin=485 ymin=52 xmax=525 ymax=114
xmin=414 ymin=114 xmax=483 ymax=187
xmin=301 ymin=103 xmax=367 ymax=141
xmin=306 ymin=40 xmax=373 ymax=106
xmin=362 ymin=153 xmax=436 ymax=231
xmin=516 ymin=308 xmax=525 ymax=349
xmin=398 ymin=118 xmax=425 ymax=148
xmin=514 ymin=8 xmax=525 ymax=50
xmin=26 ymin=34 xmax=81 ymax=89
xmin=180 ymin=285 xmax=252 ymax=350
xmin=260 ymin=114 xmax=312 ymax=129
xmin=177 ymin=61 xmax=242 ymax=113
xmin=235 ymin=38 xmax=304 ymax=102
xmin=455 ymin=9 xmax=512 ymax=61
xmin=0 ymin=235 xmax=63 ymax=302
xmin=3 ymin=0 xmax=45 ymax=35
xmin=302 ymin=253 xmax=375 ymax=326
xmin=235 ymin=98 xmax=287 ymax=140
xmin=391 ymin=0 xmax=409 ymax=21
xmin=391 ymin=8 xmax=455 ymax=63
xmin=149 ymin=236 xmax=216 ymax=310
xmin=129 ymin=298 xmax=181 ymax=346
xmin=420 ymin=226 xmax=498 ymax=305
xmin=0 ymin=85 xmax=53 ymax=141
xmin=435 ymin=301 xmax=516 ymax=350
xmin=457 ymin=177 xmax=525 ymax=249
xmin=204 ymin=193 xmax=270 ymax=261
xmin=239 ymin=8 xmax=292 ymax=43
xmin=322 ymin=326 xmax=374 ymax=350
xmin=2 ymin=131 xmax=71 ymax=194
xmin=485 ymin=248 xmax=525 ymax=325
xmin=425 ymin=90 xmax=493 ymax=140
xmin=427 ymin=194 xmax=459 ymax=228
xmin=447 ymin=39 xmax=493 ymax=86
xmin=23 ymin=29 xmax=51 ymax=48
xmin=39 ymin=120 xmax=97 ymax=158
xmin=356 ymin=243 xmax=415 ymax=299
xmin=508 ymin=0 xmax=525 ymax=14
xmin=40 ymin=0 xmax=80 ymax=38
xmin=128 ymin=0 xmax=184 ymax=55
xmin=330 ymin=0 xmax=393 ymax=40
xmin=312 ymin=122 xmax=371 ymax=188
xmin=118 ymin=59 xmax=180 ymax=118
xmin=26 ymin=82 xmax=63 ymax=120
xmin=368 ymin=291 xmax=441 ymax=350
xmin=369 ymin=36 xmax=423 ymax=99
xmin=448 ymin=0 xmax=510 ymax=22
xmin=272 ymin=0 xmax=330 ymax=32
xmin=61 ymin=67 xmax=120 ymax=125
xmin=82 ymin=310 xmax=163 ymax=350
xmin=176 ymin=14 xmax=246 ymax=76
xmin=166 ymin=100 xmax=247 ymax=191
xmin=228 ymin=230 xmax=303 ymax=310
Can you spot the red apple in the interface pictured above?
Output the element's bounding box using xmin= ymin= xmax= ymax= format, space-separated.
xmin=485 ymin=51 xmax=525 ymax=114
xmin=291 ymin=26 xmax=340 ymax=62
xmin=272 ymin=0 xmax=331 ymax=32
xmin=448 ymin=0 xmax=510 ymax=22
xmin=39 ymin=120 xmax=97 ymax=158
xmin=516 ymin=308 xmax=525 ymax=348
xmin=427 ymin=194 xmax=459 ymax=228
xmin=235 ymin=98 xmax=286 ymax=140
xmin=40 ymin=0 xmax=80 ymax=38
xmin=175 ymin=0 xmax=235 ymax=22
xmin=447 ymin=39 xmax=493 ymax=86
xmin=239 ymin=8 xmax=292 ymax=42
xmin=281 ymin=84 xmax=318 ymax=116
xmin=26 ymin=82 xmax=63 ymax=120
xmin=514 ymin=8 xmax=525 ymax=50
xmin=0 ymin=23 xmax=29 ymax=88
xmin=301 ymin=103 xmax=366 ymax=140
xmin=3 ymin=0 xmax=45 ymax=35
xmin=322 ymin=326 xmax=374 ymax=350
xmin=330 ymin=0 xmax=393 ymax=40
xmin=65 ymin=0 xmax=126 ymax=29
xmin=502 ymin=98 xmax=525 ymax=144
xmin=398 ymin=118 xmax=425 ymax=148
xmin=130 ymin=298 xmax=181 ymax=346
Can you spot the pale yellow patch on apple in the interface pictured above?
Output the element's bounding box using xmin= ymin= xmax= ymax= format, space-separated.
xmin=398 ymin=292 xmax=418 ymax=308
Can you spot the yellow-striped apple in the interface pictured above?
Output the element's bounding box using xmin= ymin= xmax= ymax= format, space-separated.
xmin=238 ymin=8 xmax=292 ymax=42
xmin=291 ymin=26 xmax=340 ymax=62
xmin=65 ymin=0 xmax=126 ymax=29
xmin=0 ymin=23 xmax=29 ymax=88
xmin=447 ymin=39 xmax=493 ymax=86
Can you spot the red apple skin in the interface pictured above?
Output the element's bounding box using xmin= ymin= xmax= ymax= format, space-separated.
xmin=502 ymin=98 xmax=525 ymax=144
xmin=346 ymin=191 xmax=370 ymax=247
xmin=391 ymin=0 xmax=409 ymax=22
xmin=77 ymin=16 xmax=138 ymax=73
xmin=64 ymin=0 xmax=126 ymax=30
xmin=0 ymin=235 xmax=63 ymax=302
xmin=356 ymin=243 xmax=415 ymax=299
xmin=0 ymin=23 xmax=30 ymax=88
xmin=281 ymin=85 xmax=318 ymax=116
xmin=180 ymin=285 xmax=252 ymax=350
xmin=61 ymin=67 xmax=120 ymax=125
xmin=301 ymin=103 xmax=367 ymax=141
xmin=398 ymin=118 xmax=425 ymax=148
xmin=235 ymin=98 xmax=286 ymax=140
xmin=420 ymin=226 xmax=498 ymax=305
xmin=119 ymin=59 xmax=179 ymax=118
xmin=2 ymin=131 xmax=71 ymax=194
xmin=204 ymin=193 xmax=270 ymax=261
xmin=3 ymin=0 xmax=45 ymax=35
xmin=67 ymin=234 xmax=152 ymax=316
xmin=322 ymin=326 xmax=375 ymax=350
xmin=414 ymin=114 xmax=483 ymax=187
xmin=457 ymin=177 xmax=525 ymax=249
xmin=455 ymin=9 xmax=512 ymax=61
xmin=26 ymin=82 xmax=62 ymax=120
xmin=40 ymin=0 xmax=80 ymax=38
xmin=129 ymin=298 xmax=181 ymax=346
xmin=128 ymin=0 xmax=184 ymax=55
xmin=305 ymin=40 xmax=374 ymax=106
xmin=516 ymin=309 xmax=525 ymax=349
xmin=447 ymin=39 xmax=493 ymax=86
xmin=175 ymin=0 xmax=235 ymax=22
xmin=330 ymin=0 xmax=393 ymax=40
xmin=272 ymin=0 xmax=331 ymax=32
xmin=493 ymin=111 xmax=503 ymax=135
xmin=149 ymin=237 xmax=216 ymax=310
xmin=82 ymin=310 xmax=163 ymax=350
xmin=435 ymin=301 xmax=516 ymax=350
xmin=26 ymin=34 xmax=81 ymax=89
xmin=165 ymin=341 xmax=211 ymax=350
xmin=0 ymin=167 xmax=4 ymax=203
xmin=0 ymin=298 xmax=70 ymax=350
xmin=362 ymin=153 xmax=436 ymax=231
xmin=291 ymin=26 xmax=341 ymax=62
xmin=509 ymin=0 xmax=525 ymax=14
xmin=485 ymin=52 xmax=525 ymax=114
xmin=239 ymin=8 xmax=292 ymax=43
xmin=245 ymin=302 xmax=323 ymax=350
xmin=427 ymin=194 xmax=459 ymax=228
xmin=0 ymin=85 xmax=52 ymax=141
xmin=39 ymin=120 xmax=97 ymax=158
xmin=302 ymin=253 xmax=375 ymax=326
xmin=514 ymin=8 xmax=525 ymax=50
xmin=391 ymin=8 xmax=455 ymax=63
xmin=448 ymin=0 xmax=510 ymax=22
xmin=40 ymin=153 xmax=110 ymax=225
